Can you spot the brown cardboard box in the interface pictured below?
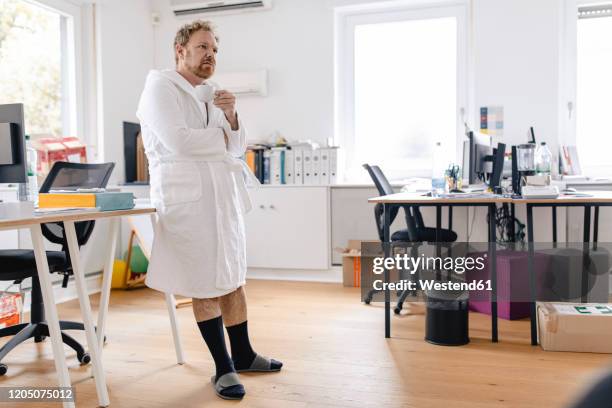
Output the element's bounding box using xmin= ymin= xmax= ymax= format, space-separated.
xmin=336 ymin=240 xmax=365 ymax=287
xmin=336 ymin=240 xmax=390 ymax=288
xmin=537 ymin=302 xmax=612 ymax=353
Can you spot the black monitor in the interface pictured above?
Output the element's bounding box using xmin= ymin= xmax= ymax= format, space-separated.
xmin=123 ymin=121 xmax=141 ymax=183
xmin=0 ymin=104 xmax=26 ymax=183
xmin=463 ymin=131 xmax=492 ymax=184
xmin=489 ymin=143 xmax=506 ymax=190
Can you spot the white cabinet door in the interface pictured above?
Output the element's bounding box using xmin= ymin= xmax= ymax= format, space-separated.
xmin=245 ymin=187 xmax=329 ymax=269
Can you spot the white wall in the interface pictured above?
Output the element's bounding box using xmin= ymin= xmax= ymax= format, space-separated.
xmin=96 ymin=0 xmax=155 ymax=184
xmin=151 ymin=0 xmax=335 ymax=145
xmin=147 ymin=0 xmax=567 ymax=167
xmin=472 ymin=0 xmax=562 ymax=155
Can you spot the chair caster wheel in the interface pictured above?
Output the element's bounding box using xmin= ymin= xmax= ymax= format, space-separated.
xmin=364 ymin=297 xmax=372 ymax=305
xmin=394 ymin=307 xmax=402 ymax=315
xmin=34 ymin=335 xmax=46 ymax=343
xmin=78 ymin=353 xmax=91 ymax=365
xmin=0 ymin=364 xmax=7 ymax=376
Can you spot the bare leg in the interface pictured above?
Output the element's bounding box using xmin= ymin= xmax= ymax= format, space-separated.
xmin=192 ymin=297 xmax=222 ymax=322
xmin=219 ymin=286 xmax=247 ymax=327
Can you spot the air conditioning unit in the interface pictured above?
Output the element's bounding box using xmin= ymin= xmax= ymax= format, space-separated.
xmin=213 ymin=69 xmax=268 ymax=97
xmin=170 ymin=0 xmax=272 ymax=17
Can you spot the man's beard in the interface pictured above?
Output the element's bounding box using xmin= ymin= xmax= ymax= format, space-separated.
xmin=187 ymin=61 xmax=214 ymax=80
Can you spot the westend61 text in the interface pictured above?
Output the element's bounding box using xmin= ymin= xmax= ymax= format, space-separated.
xmin=372 ymin=279 xmax=492 ymax=292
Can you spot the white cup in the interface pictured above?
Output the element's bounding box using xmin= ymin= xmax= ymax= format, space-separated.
xmin=194 ymin=83 xmax=216 ymax=103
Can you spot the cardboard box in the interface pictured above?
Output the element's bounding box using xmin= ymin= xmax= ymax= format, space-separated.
xmin=537 ymin=302 xmax=612 ymax=353
xmin=336 ymin=240 xmax=384 ymax=287
xmin=335 ymin=240 xmax=401 ymax=289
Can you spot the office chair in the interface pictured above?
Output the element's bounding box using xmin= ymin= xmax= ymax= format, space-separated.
xmin=363 ymin=164 xmax=458 ymax=313
xmin=0 ymin=161 xmax=115 ymax=376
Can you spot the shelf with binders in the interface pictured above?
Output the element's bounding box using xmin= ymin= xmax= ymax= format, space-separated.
xmin=243 ymin=144 xmax=339 ymax=186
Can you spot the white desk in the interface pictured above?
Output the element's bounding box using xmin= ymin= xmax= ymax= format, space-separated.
xmin=0 ymin=203 xmax=155 ymax=408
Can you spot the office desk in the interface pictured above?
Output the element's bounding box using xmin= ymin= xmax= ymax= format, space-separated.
xmin=0 ymin=204 xmax=155 ymax=408
xmin=368 ymin=193 xmax=503 ymax=342
xmin=511 ymin=193 xmax=612 ymax=345
xmin=369 ymin=192 xmax=612 ymax=346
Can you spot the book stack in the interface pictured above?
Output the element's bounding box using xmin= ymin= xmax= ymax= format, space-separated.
xmin=38 ymin=191 xmax=135 ymax=211
xmin=244 ymin=144 xmax=338 ymax=185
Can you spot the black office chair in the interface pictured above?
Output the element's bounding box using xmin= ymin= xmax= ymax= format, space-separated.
xmin=0 ymin=162 xmax=114 ymax=376
xmin=363 ymin=164 xmax=458 ymax=313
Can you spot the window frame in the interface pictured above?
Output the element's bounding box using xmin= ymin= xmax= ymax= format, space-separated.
xmin=560 ymin=0 xmax=612 ymax=176
xmin=334 ymin=0 xmax=471 ymax=182
xmin=25 ymin=0 xmax=84 ymax=140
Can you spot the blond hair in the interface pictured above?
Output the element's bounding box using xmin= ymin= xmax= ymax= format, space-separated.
xmin=174 ymin=20 xmax=219 ymax=65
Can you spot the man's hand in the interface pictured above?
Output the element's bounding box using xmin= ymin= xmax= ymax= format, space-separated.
xmin=213 ymin=90 xmax=239 ymax=130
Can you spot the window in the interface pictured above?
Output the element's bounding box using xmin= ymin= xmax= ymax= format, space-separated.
xmin=0 ymin=0 xmax=78 ymax=136
xmin=336 ymin=4 xmax=468 ymax=182
xmin=576 ymin=4 xmax=612 ymax=176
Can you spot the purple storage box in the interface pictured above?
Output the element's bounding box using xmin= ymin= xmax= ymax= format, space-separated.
xmin=467 ymin=250 xmax=551 ymax=320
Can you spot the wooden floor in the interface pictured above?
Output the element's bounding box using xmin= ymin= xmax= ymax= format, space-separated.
xmin=1 ymin=280 xmax=610 ymax=408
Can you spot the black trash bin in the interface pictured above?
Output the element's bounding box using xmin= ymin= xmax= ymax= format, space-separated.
xmin=425 ymin=289 xmax=469 ymax=346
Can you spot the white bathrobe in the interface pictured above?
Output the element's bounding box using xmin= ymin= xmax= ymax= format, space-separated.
xmin=136 ymin=69 xmax=255 ymax=298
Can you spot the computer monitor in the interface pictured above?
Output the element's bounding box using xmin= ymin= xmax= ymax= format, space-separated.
xmin=123 ymin=121 xmax=141 ymax=183
xmin=489 ymin=143 xmax=506 ymax=190
xmin=463 ymin=131 xmax=492 ymax=184
xmin=0 ymin=104 xmax=26 ymax=183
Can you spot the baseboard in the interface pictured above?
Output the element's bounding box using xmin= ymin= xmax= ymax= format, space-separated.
xmin=247 ymin=266 xmax=343 ymax=283
xmin=20 ymin=272 xmax=102 ymax=314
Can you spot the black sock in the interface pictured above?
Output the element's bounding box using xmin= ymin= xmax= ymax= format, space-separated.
xmin=226 ymin=321 xmax=257 ymax=369
xmin=196 ymin=316 xmax=235 ymax=380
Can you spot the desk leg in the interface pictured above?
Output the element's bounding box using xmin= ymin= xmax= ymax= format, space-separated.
xmin=435 ymin=205 xmax=441 ymax=243
xmin=97 ymin=218 xmax=119 ymax=350
xmin=436 ymin=205 xmax=442 ymax=280
xmin=65 ymin=221 xmax=110 ymax=407
xmin=384 ymin=203 xmax=391 ymax=339
xmin=552 ymin=207 xmax=557 ymax=247
xmin=594 ymin=206 xmax=599 ymax=250
xmin=29 ymin=224 xmax=75 ymax=408
xmin=527 ymin=205 xmax=537 ymax=346
xmin=488 ymin=204 xmax=498 ymax=343
xmin=582 ymin=206 xmax=591 ymax=303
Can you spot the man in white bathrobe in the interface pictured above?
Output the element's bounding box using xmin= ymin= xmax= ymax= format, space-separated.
xmin=136 ymin=20 xmax=281 ymax=400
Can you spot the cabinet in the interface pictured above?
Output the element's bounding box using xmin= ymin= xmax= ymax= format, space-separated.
xmin=245 ymin=186 xmax=330 ymax=269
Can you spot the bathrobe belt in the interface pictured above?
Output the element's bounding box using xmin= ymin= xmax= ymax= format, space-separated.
xmin=153 ymin=153 xmax=260 ymax=214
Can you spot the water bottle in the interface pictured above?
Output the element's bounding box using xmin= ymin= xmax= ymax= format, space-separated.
xmin=535 ymin=142 xmax=552 ymax=176
xmin=25 ymin=135 xmax=39 ymax=203
xmin=431 ymin=141 xmax=446 ymax=195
